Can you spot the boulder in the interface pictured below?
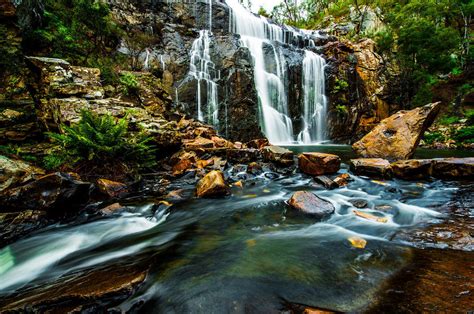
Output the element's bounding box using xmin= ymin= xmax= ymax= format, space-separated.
xmin=432 ymin=158 xmax=474 ymax=180
xmin=391 ymin=159 xmax=433 ymax=180
xmin=352 ymin=103 xmax=441 ymax=160
xmin=298 ymin=152 xmax=341 ymax=176
xmin=246 ymin=138 xmax=269 ymax=149
xmin=288 ymin=191 xmax=335 ymax=219
xmin=334 ymin=173 xmax=351 ymax=187
xmin=0 ymin=155 xmax=45 ymax=192
xmin=349 ymin=199 xmax=368 ymax=209
xmin=350 ymin=158 xmax=392 ymax=178
xmin=262 ymin=146 xmax=294 ymax=166
xmin=184 ymin=137 xmax=215 ymax=150
xmin=196 ymin=170 xmax=230 ymax=198
xmin=0 ymin=172 xmax=92 ymax=215
xmin=96 ymin=179 xmax=128 ymax=197
xmin=172 ymin=158 xmax=194 ymax=176
xmin=314 ymin=176 xmax=339 ymax=190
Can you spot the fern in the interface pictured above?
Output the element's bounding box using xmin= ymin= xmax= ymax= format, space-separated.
xmin=46 ymin=109 xmax=156 ymax=170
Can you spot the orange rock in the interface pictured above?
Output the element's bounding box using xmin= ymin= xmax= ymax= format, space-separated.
xmin=100 ymin=203 xmax=123 ymax=215
xmin=197 ymin=159 xmax=213 ymax=169
xmin=298 ymin=152 xmax=341 ymax=176
xmin=391 ymin=159 xmax=433 ymax=180
xmin=334 ymin=173 xmax=351 ymax=187
xmin=184 ymin=137 xmax=214 ymax=150
xmin=350 ymin=158 xmax=392 ymax=178
xmin=96 ymin=179 xmax=128 ymax=197
xmin=172 ymin=158 xmax=193 ymax=176
xmin=196 ymin=170 xmax=230 ymax=198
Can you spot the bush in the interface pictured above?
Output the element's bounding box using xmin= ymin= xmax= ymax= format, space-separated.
xmin=120 ymin=72 xmax=139 ymax=95
xmin=465 ymin=109 xmax=474 ymax=126
xmin=45 ymin=110 xmax=156 ymax=172
xmin=438 ymin=116 xmax=460 ymax=125
xmin=423 ymin=131 xmax=444 ymax=144
xmin=453 ymin=126 xmax=474 ymax=144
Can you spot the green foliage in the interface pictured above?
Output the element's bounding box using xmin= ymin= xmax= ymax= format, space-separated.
xmin=335 ymin=104 xmax=348 ymax=115
xmin=120 ymin=72 xmax=140 ymax=95
xmin=46 ymin=109 xmax=156 ymax=170
xmin=465 ymin=109 xmax=474 ymax=126
xmin=439 ymin=116 xmax=461 ymax=125
xmin=423 ymin=131 xmax=445 ymax=145
xmin=331 ymin=78 xmax=349 ymax=94
xmin=0 ymin=144 xmax=38 ymax=163
xmin=453 ymin=126 xmax=474 ymax=144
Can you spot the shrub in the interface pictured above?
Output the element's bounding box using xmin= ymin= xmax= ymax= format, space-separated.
xmin=120 ymin=72 xmax=139 ymax=95
xmin=453 ymin=126 xmax=474 ymax=144
xmin=423 ymin=131 xmax=444 ymax=144
xmin=45 ymin=110 xmax=156 ymax=172
xmin=465 ymin=109 xmax=474 ymax=126
xmin=438 ymin=116 xmax=460 ymax=125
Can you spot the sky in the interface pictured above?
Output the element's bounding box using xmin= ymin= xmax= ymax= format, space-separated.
xmin=250 ymin=0 xmax=282 ymax=13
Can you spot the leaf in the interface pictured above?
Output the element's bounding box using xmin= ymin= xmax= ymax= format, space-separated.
xmin=348 ymin=236 xmax=367 ymax=249
xmin=353 ymin=210 xmax=388 ymax=223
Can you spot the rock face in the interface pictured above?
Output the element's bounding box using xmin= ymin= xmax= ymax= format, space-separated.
xmin=391 ymin=159 xmax=433 ymax=180
xmin=298 ymin=152 xmax=341 ymax=176
xmin=288 ymin=191 xmax=335 ymax=218
xmin=96 ymin=178 xmax=128 ymax=197
xmin=350 ymin=158 xmax=392 ymax=178
xmin=432 ymin=158 xmax=474 ymax=180
xmin=352 ymin=103 xmax=441 ymax=160
xmin=0 ymin=155 xmax=45 ymax=192
xmin=0 ymin=210 xmax=49 ymax=246
xmin=196 ymin=170 xmax=230 ymax=198
xmin=0 ymin=172 xmax=92 ymax=215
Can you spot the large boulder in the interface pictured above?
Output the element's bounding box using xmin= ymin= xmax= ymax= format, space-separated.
xmin=352 ymin=103 xmax=441 ymax=160
xmin=0 ymin=155 xmax=45 ymax=192
xmin=432 ymin=158 xmax=474 ymax=180
xmin=350 ymin=158 xmax=392 ymax=178
xmin=391 ymin=159 xmax=433 ymax=180
xmin=288 ymin=191 xmax=335 ymax=219
xmin=298 ymin=152 xmax=341 ymax=176
xmin=0 ymin=172 xmax=92 ymax=215
xmin=196 ymin=170 xmax=230 ymax=198
xmin=262 ymin=146 xmax=294 ymax=166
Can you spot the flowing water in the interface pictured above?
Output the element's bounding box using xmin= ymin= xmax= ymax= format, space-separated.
xmin=1 ymin=147 xmax=470 ymax=311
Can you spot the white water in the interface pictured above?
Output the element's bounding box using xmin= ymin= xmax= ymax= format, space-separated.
xmin=297 ymin=50 xmax=328 ymax=143
xmin=226 ymin=0 xmax=328 ymax=144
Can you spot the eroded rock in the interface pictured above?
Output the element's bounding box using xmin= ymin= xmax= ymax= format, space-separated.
xmin=288 ymin=191 xmax=335 ymax=219
xmin=298 ymin=152 xmax=341 ymax=176
xmin=196 ymin=170 xmax=230 ymax=198
xmin=391 ymin=159 xmax=433 ymax=180
xmin=350 ymin=158 xmax=392 ymax=178
xmin=352 ymin=103 xmax=441 ymax=160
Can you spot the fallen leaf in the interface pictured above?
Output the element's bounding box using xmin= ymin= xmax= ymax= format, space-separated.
xmin=233 ymin=181 xmax=243 ymax=188
xmin=242 ymin=194 xmax=258 ymax=198
xmin=263 ymin=189 xmax=271 ymax=193
xmin=348 ymin=236 xmax=367 ymax=249
xmin=371 ymin=180 xmax=390 ymax=186
xmin=246 ymin=239 xmax=256 ymax=247
xmin=353 ymin=210 xmax=388 ymax=223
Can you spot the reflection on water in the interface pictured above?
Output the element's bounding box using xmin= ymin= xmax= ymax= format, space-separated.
xmin=0 ymin=146 xmax=470 ymax=311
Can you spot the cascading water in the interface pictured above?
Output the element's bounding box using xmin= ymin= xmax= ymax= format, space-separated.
xmin=226 ymin=0 xmax=328 ymax=144
xmin=298 ymin=50 xmax=328 ymax=143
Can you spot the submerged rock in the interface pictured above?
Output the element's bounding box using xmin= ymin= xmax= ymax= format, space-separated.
xmin=391 ymin=159 xmax=433 ymax=180
xmin=432 ymin=157 xmax=474 ymax=180
xmin=0 ymin=155 xmax=45 ymax=192
xmin=0 ymin=172 xmax=92 ymax=215
xmin=298 ymin=152 xmax=341 ymax=176
xmin=262 ymin=146 xmax=294 ymax=167
xmin=288 ymin=191 xmax=335 ymax=219
xmin=196 ymin=170 xmax=230 ymax=198
xmin=350 ymin=158 xmax=392 ymax=179
xmin=352 ymin=103 xmax=441 ymax=160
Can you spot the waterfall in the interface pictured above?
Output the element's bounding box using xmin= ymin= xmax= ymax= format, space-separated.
xmin=298 ymin=50 xmax=328 ymax=143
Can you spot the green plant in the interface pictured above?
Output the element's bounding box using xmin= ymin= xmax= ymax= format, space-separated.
xmin=120 ymin=72 xmax=139 ymax=95
xmin=453 ymin=126 xmax=474 ymax=144
xmin=46 ymin=109 xmax=156 ymax=171
xmin=439 ymin=116 xmax=461 ymax=125
xmin=465 ymin=109 xmax=474 ymax=126
xmin=423 ymin=131 xmax=445 ymax=145
xmin=332 ymin=78 xmax=349 ymax=94
xmin=335 ymin=104 xmax=348 ymax=115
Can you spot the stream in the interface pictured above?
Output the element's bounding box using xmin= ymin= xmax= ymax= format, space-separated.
xmin=0 ymin=146 xmax=472 ymax=312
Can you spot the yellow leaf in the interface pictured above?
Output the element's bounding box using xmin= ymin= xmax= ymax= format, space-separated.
xmin=263 ymin=189 xmax=271 ymax=193
xmin=242 ymin=194 xmax=257 ymax=198
xmin=371 ymin=180 xmax=390 ymax=186
xmin=233 ymin=181 xmax=243 ymax=188
xmin=353 ymin=210 xmax=388 ymax=223
xmin=348 ymin=236 xmax=367 ymax=249
xmin=246 ymin=239 xmax=256 ymax=247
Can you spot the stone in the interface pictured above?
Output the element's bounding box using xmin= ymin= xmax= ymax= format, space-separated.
xmin=432 ymin=158 xmax=474 ymax=180
xmin=99 ymin=203 xmax=124 ymax=215
xmin=226 ymin=148 xmax=260 ymax=164
xmin=262 ymin=146 xmax=294 ymax=166
xmin=391 ymin=159 xmax=433 ymax=180
xmin=0 ymin=210 xmax=49 ymax=246
xmin=0 ymin=155 xmax=45 ymax=192
xmin=314 ymin=176 xmax=339 ymax=190
xmin=247 ymin=162 xmax=263 ymax=175
xmin=184 ymin=137 xmax=215 ymax=150
xmin=298 ymin=152 xmax=341 ymax=176
xmin=349 ymin=199 xmax=368 ymax=209
xmin=350 ymin=158 xmax=392 ymax=178
xmin=288 ymin=191 xmax=335 ymax=219
xmin=0 ymin=172 xmax=92 ymax=216
xmin=196 ymin=170 xmax=230 ymax=198
xmin=352 ymin=103 xmax=441 ymax=160
xmin=96 ymin=179 xmax=128 ymax=197
xmin=353 ymin=210 xmax=388 ymax=223
xmin=246 ymin=138 xmax=269 ymax=149
xmin=334 ymin=173 xmax=351 ymax=187
xmin=172 ymin=158 xmax=194 ymax=176
xmin=211 ymin=136 xmax=233 ymax=148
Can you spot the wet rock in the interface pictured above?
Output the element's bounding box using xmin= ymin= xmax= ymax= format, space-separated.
xmin=334 ymin=173 xmax=351 ymax=187
xmin=196 ymin=170 xmax=230 ymax=198
xmin=391 ymin=159 xmax=433 ymax=180
xmin=247 ymin=162 xmax=263 ymax=175
xmin=349 ymin=199 xmax=368 ymax=209
xmin=314 ymin=175 xmax=339 ymax=190
xmin=172 ymin=158 xmax=194 ymax=176
xmin=211 ymin=136 xmax=234 ymax=148
xmin=99 ymin=203 xmax=124 ymax=215
xmin=0 ymin=172 xmax=92 ymax=215
xmin=288 ymin=191 xmax=335 ymax=219
xmin=352 ymin=103 xmax=441 ymax=160
xmin=0 ymin=210 xmax=49 ymax=246
xmin=350 ymin=158 xmax=392 ymax=179
xmin=0 ymin=155 xmax=45 ymax=192
xmin=298 ymin=152 xmax=341 ymax=176
xmin=184 ymin=137 xmax=215 ymax=150
xmin=226 ymin=148 xmax=260 ymax=164
xmin=246 ymin=138 xmax=269 ymax=149
xmin=432 ymin=158 xmax=474 ymax=180
xmin=262 ymin=145 xmax=294 ymax=167
xmin=96 ymin=179 xmax=128 ymax=197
